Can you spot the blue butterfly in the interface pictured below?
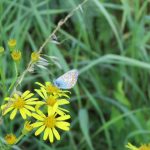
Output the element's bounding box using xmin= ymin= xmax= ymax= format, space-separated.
xmin=53 ymin=69 xmax=79 ymax=89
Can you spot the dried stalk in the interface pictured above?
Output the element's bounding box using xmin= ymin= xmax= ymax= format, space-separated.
xmin=2 ymin=0 xmax=88 ymax=115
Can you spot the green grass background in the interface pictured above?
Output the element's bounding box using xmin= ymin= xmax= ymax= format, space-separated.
xmin=0 ymin=0 xmax=150 ymax=149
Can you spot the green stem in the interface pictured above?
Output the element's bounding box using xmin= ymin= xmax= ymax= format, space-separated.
xmin=15 ymin=134 xmax=24 ymax=144
xmin=0 ymin=57 xmax=6 ymax=97
xmin=8 ymin=62 xmax=18 ymax=93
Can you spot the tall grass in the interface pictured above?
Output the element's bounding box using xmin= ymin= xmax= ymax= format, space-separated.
xmin=0 ymin=0 xmax=150 ymax=149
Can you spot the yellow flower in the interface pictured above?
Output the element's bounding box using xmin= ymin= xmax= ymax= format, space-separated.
xmin=11 ymin=50 xmax=22 ymax=61
xmin=126 ymin=143 xmax=150 ymax=150
xmin=0 ymin=46 xmax=4 ymax=54
xmin=32 ymin=106 xmax=70 ymax=143
xmin=35 ymin=87 xmax=69 ymax=115
xmin=1 ymin=90 xmax=42 ymax=120
xmin=35 ymin=82 xmax=70 ymax=96
xmin=139 ymin=144 xmax=150 ymax=150
xmin=8 ymin=39 xmax=16 ymax=48
xmin=22 ymin=121 xmax=33 ymax=134
xmin=31 ymin=52 xmax=40 ymax=62
xmin=5 ymin=134 xmax=17 ymax=145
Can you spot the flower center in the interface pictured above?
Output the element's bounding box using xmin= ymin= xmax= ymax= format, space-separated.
xmin=8 ymin=39 xmax=16 ymax=47
xmin=44 ymin=116 xmax=56 ymax=128
xmin=46 ymin=97 xmax=57 ymax=106
xmin=46 ymin=85 xmax=59 ymax=94
xmin=5 ymin=134 xmax=17 ymax=145
xmin=11 ymin=51 xmax=21 ymax=61
xmin=140 ymin=145 xmax=150 ymax=150
xmin=31 ymin=52 xmax=40 ymax=62
xmin=13 ymin=97 xmax=25 ymax=109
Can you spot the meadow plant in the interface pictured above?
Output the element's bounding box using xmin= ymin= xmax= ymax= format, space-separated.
xmin=1 ymin=0 xmax=149 ymax=149
xmin=0 ymin=0 xmax=87 ymax=148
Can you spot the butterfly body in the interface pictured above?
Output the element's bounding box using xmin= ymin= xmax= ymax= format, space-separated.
xmin=54 ymin=69 xmax=79 ymax=89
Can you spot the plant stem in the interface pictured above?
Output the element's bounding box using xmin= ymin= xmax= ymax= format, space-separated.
xmin=2 ymin=0 xmax=88 ymax=115
xmin=15 ymin=134 xmax=24 ymax=144
xmin=38 ymin=0 xmax=88 ymax=54
xmin=8 ymin=62 xmax=18 ymax=93
xmin=13 ymin=0 xmax=88 ymax=93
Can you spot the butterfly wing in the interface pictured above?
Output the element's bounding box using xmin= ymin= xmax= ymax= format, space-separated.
xmin=54 ymin=69 xmax=79 ymax=89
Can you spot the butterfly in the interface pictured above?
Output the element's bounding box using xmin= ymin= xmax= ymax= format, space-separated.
xmin=53 ymin=69 xmax=79 ymax=89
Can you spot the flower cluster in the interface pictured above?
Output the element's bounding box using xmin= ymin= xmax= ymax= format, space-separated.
xmin=1 ymin=38 xmax=74 ymax=147
xmin=1 ymin=82 xmax=71 ymax=144
xmin=32 ymin=82 xmax=71 ymax=143
xmin=8 ymin=39 xmax=22 ymax=61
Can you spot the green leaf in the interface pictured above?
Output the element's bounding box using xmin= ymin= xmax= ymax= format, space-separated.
xmin=114 ymin=80 xmax=131 ymax=107
xmin=79 ymin=109 xmax=94 ymax=150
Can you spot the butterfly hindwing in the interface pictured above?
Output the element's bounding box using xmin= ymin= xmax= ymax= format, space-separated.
xmin=54 ymin=69 xmax=78 ymax=89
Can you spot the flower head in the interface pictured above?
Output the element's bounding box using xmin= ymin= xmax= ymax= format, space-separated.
xmin=1 ymin=90 xmax=42 ymax=120
xmin=8 ymin=39 xmax=16 ymax=48
xmin=32 ymin=106 xmax=70 ymax=143
xmin=35 ymin=87 xmax=69 ymax=115
xmin=30 ymin=54 xmax=50 ymax=71
xmin=11 ymin=50 xmax=22 ymax=61
xmin=31 ymin=52 xmax=40 ymax=62
xmin=35 ymin=82 xmax=70 ymax=97
xmin=22 ymin=121 xmax=33 ymax=134
xmin=140 ymin=145 xmax=150 ymax=150
xmin=126 ymin=143 xmax=150 ymax=150
xmin=5 ymin=134 xmax=17 ymax=145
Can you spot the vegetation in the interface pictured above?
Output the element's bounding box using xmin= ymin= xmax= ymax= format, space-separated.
xmin=0 ymin=0 xmax=150 ymax=149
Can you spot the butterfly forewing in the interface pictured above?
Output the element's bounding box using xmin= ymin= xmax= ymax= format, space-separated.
xmin=54 ymin=69 xmax=78 ymax=89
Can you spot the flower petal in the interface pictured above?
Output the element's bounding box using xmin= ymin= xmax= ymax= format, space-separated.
xmin=10 ymin=109 xmax=17 ymax=120
xmin=35 ymin=89 xmax=45 ymax=100
xmin=36 ymin=109 xmax=46 ymax=118
xmin=41 ymin=87 xmax=48 ymax=99
xmin=24 ymin=105 xmax=35 ymax=111
xmin=48 ymin=106 xmax=52 ymax=116
xmin=32 ymin=113 xmax=44 ymax=121
xmin=22 ymin=108 xmax=31 ymax=116
xmin=13 ymin=94 xmax=19 ymax=99
xmin=2 ymin=105 xmax=14 ymax=115
xmin=52 ymin=128 xmax=60 ymax=140
xmin=26 ymin=98 xmax=39 ymax=102
xmin=56 ymin=115 xmax=71 ymax=121
xmin=55 ymin=122 xmax=70 ymax=131
xmin=22 ymin=91 xmax=30 ymax=98
xmin=35 ymin=125 xmax=45 ymax=136
xmin=45 ymin=82 xmax=51 ymax=86
xmin=48 ymin=128 xmax=54 ymax=143
xmin=57 ymin=99 xmax=69 ymax=105
xmin=20 ymin=109 xmax=27 ymax=119
xmin=26 ymin=101 xmax=44 ymax=105
xmin=24 ymin=93 xmax=34 ymax=100
xmin=48 ymin=103 xmax=58 ymax=116
xmin=4 ymin=97 xmax=15 ymax=101
xmin=1 ymin=104 xmax=6 ymax=110
xmin=32 ymin=122 xmax=44 ymax=128
xmin=35 ymin=82 xmax=45 ymax=88
xmin=56 ymin=109 xmax=66 ymax=116
xmin=43 ymin=127 xmax=50 ymax=140
xmin=59 ymin=107 xmax=69 ymax=113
